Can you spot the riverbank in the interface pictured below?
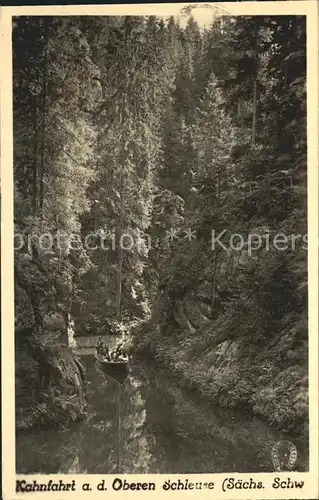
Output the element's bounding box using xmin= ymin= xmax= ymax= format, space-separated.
xmin=134 ymin=322 xmax=308 ymax=443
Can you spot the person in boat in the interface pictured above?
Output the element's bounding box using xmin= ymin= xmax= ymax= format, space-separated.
xmin=96 ymin=337 xmax=104 ymax=356
xmin=101 ymin=344 xmax=110 ymax=360
xmin=110 ymin=348 xmax=118 ymax=361
xmin=114 ymin=343 xmax=123 ymax=359
xmin=113 ymin=343 xmax=128 ymax=362
xmin=96 ymin=338 xmax=110 ymax=360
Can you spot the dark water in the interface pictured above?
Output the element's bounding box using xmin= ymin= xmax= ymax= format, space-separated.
xmin=16 ymin=355 xmax=308 ymax=474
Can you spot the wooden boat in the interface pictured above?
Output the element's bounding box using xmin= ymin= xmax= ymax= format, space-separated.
xmin=94 ymin=353 xmax=129 ymax=384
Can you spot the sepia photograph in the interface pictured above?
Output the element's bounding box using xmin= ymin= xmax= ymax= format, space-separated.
xmin=1 ymin=3 xmax=317 ymax=494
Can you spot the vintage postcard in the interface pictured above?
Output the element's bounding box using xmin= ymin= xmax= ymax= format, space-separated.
xmin=1 ymin=2 xmax=318 ymax=499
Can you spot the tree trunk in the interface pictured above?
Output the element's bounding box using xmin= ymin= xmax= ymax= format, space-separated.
xmin=117 ymin=383 xmax=122 ymax=473
xmin=252 ymin=20 xmax=258 ymax=146
xmin=116 ymin=170 xmax=124 ymax=317
xmin=32 ymin=96 xmax=38 ymax=213
xmin=212 ymin=252 xmax=217 ymax=307
xmin=217 ymin=172 xmax=220 ymax=198
xmin=252 ymin=77 xmax=257 ymax=145
xmin=115 ymin=92 xmax=127 ymax=318
xmin=39 ymin=28 xmax=48 ymax=211
xmin=237 ymin=99 xmax=241 ymax=119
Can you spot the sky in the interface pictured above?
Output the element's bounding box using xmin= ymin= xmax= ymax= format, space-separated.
xmin=155 ymin=4 xmax=228 ymax=29
xmin=178 ymin=4 xmax=229 ymax=27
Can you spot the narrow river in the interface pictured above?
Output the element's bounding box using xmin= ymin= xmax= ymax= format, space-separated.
xmin=16 ymin=353 xmax=308 ymax=474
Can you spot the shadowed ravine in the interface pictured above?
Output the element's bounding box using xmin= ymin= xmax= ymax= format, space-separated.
xmin=13 ymin=15 xmax=308 ymax=476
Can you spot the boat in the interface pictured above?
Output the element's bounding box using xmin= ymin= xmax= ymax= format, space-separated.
xmin=94 ymin=352 xmax=129 ymax=384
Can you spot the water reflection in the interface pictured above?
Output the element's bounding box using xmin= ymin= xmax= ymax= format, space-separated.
xmin=137 ymin=364 xmax=308 ymax=473
xmin=16 ymin=356 xmax=308 ymax=474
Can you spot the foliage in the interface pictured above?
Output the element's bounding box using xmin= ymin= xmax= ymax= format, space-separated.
xmin=14 ymin=15 xmax=307 ymax=436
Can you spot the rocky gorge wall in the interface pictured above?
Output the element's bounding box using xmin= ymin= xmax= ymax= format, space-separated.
xmin=15 ymin=264 xmax=87 ymax=431
xmin=136 ymin=241 xmax=308 ymax=440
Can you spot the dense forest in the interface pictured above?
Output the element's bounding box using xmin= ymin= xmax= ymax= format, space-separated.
xmin=14 ymin=14 xmax=307 ymax=439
